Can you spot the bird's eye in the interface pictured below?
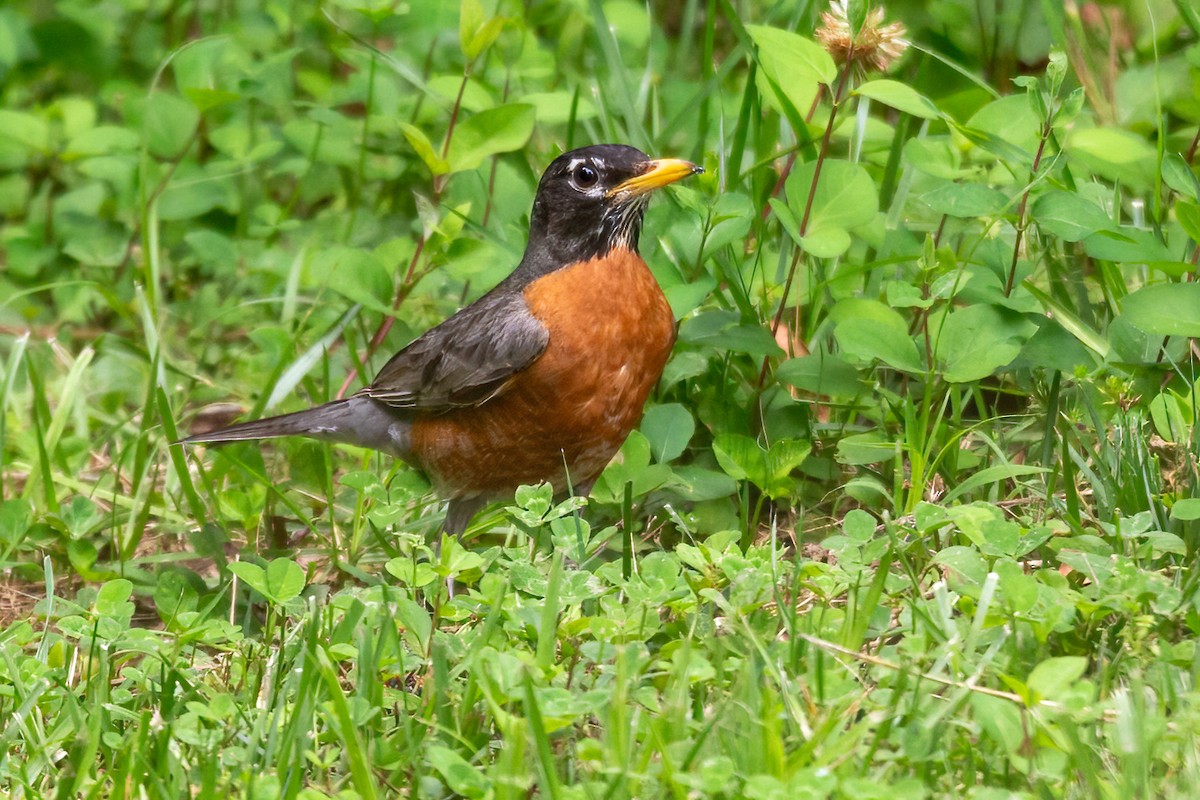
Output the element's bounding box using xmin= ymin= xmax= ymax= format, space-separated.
xmin=572 ymin=164 xmax=599 ymax=189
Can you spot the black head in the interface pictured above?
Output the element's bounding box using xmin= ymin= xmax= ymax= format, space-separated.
xmin=511 ymin=144 xmax=701 ymax=283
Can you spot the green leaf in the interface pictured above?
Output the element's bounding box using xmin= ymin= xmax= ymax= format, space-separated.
xmin=401 ymin=123 xmax=450 ymax=175
xmin=429 ymin=748 xmax=489 ymax=796
xmin=1171 ymin=498 xmax=1200 ymax=521
xmin=1163 ymin=152 xmax=1199 ymax=200
xmin=835 ymin=432 xmax=894 ymax=466
xmin=747 ymin=25 xmax=836 ymax=121
xmin=1031 ymin=190 xmax=1113 ymax=241
xmin=1068 ymin=128 xmax=1157 ymax=191
xmin=95 ymin=579 xmax=134 ymax=617
xmin=229 ymin=562 xmax=268 ymax=598
xmin=309 ymin=246 xmax=394 ymax=315
xmin=943 ymin=464 xmax=1050 ymax=503
xmin=459 ymin=0 xmax=505 ymax=62
xmin=1121 ymin=283 xmax=1200 ymax=337
xmin=785 ymin=160 xmax=879 ymax=258
xmin=445 ymin=103 xmax=535 ymax=173
xmin=264 ymin=558 xmax=305 ymax=604
xmin=855 ymin=79 xmax=942 ymax=119
xmin=0 ymin=109 xmax=49 ymax=153
xmin=641 ymin=403 xmax=694 ymax=463
xmin=713 ymin=433 xmax=766 ymax=485
xmin=183 ymin=87 xmax=241 ymax=112
xmin=919 ymin=181 xmax=1009 ymax=218
xmin=799 ymin=227 xmax=852 ymax=259
xmin=961 ymin=95 xmax=1041 ymax=161
xmin=1083 ymin=228 xmax=1173 ymax=263
xmin=1176 ymin=200 xmax=1200 ymax=243
xmin=932 ymin=305 xmax=1035 ymax=382
xmin=678 ymin=311 xmax=784 ymax=357
xmin=830 ymin=299 xmax=923 ymax=373
xmin=765 ymin=439 xmax=810 ymax=497
xmin=776 ymin=353 xmax=862 ymax=397
xmin=385 ymin=557 xmax=439 ymax=588
xmin=396 ymin=597 xmax=433 ymax=653
xmin=143 ymin=92 xmax=200 ymax=158
xmin=1027 ymin=656 xmax=1088 ymax=700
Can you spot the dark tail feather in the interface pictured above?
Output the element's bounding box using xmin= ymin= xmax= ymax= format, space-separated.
xmin=178 ymin=396 xmax=411 ymax=458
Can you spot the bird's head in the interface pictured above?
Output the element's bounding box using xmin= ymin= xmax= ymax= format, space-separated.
xmin=521 ymin=144 xmax=701 ymax=274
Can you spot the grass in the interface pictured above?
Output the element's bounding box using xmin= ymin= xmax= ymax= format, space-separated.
xmin=2 ymin=0 xmax=1200 ymax=796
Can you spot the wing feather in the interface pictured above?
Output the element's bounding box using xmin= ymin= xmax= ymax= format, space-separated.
xmin=358 ymin=290 xmax=548 ymax=413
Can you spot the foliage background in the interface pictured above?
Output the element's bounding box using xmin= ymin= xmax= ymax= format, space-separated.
xmin=1 ymin=0 xmax=1200 ymax=796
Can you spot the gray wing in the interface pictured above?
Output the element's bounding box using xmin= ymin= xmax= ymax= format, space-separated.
xmin=358 ymin=289 xmax=549 ymax=412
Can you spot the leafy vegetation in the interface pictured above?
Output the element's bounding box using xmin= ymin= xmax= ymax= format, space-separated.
xmin=2 ymin=0 xmax=1200 ymax=796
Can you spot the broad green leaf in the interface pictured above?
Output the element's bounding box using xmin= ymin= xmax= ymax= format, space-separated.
xmin=835 ymin=432 xmax=894 ymax=465
xmin=800 ymin=227 xmax=852 ymax=258
xmin=63 ymin=125 xmax=140 ymax=159
xmin=309 ymin=246 xmax=394 ymax=315
xmin=0 ymin=109 xmax=49 ymax=152
xmin=830 ymin=299 xmax=923 ymax=373
xmin=1149 ymin=392 xmax=1191 ymax=444
xmin=1176 ymin=200 xmax=1200 ymax=243
xmin=184 ymin=87 xmax=241 ymax=112
xmin=1068 ymin=128 xmax=1157 ymax=191
xmin=668 ymin=466 xmax=737 ymax=502
xmin=933 ymin=546 xmax=988 ymax=588
xmin=592 ymin=431 xmax=672 ymax=502
xmin=229 ymin=562 xmax=268 ymax=598
xmin=1121 ymin=283 xmax=1200 ymax=337
xmin=855 ymin=79 xmax=942 ymax=119
xmin=385 ymin=558 xmax=439 ymax=588
xmin=264 ymin=558 xmax=304 ymax=604
xmin=776 ymin=353 xmax=862 ymax=397
xmin=932 ymin=304 xmax=1035 ymax=382
xmin=396 ymin=597 xmax=433 ymax=652
xmin=961 ymin=95 xmax=1041 ymax=161
xmin=713 ymin=433 xmax=767 ymax=485
xmin=1027 ymin=656 xmax=1088 ymax=700
xmin=95 ymin=579 xmax=134 ymax=617
xmin=1163 ymin=152 xmax=1199 ymax=200
xmin=747 ymin=25 xmax=836 ymax=121
xmin=785 ymin=160 xmax=879 ymax=258
xmin=1031 ymin=190 xmax=1113 ymax=241
xmin=143 ymin=92 xmax=200 ymax=158
xmin=445 ymin=103 xmax=534 ymax=173
xmin=903 ymin=138 xmax=963 ymax=179
xmin=678 ymin=311 xmax=784 ymax=357
xmin=766 ymin=438 xmax=810 ymax=485
xmin=1171 ymin=499 xmax=1200 ymax=521
xmin=919 ymin=181 xmax=1009 ymax=218
xmin=641 ymin=403 xmax=694 ymax=463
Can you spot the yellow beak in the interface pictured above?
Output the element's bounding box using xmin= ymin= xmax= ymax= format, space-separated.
xmin=607 ymin=158 xmax=703 ymax=200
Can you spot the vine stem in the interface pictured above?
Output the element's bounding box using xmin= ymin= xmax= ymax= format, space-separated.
xmin=1003 ymin=117 xmax=1053 ymax=297
xmin=337 ymin=64 xmax=475 ymax=398
xmin=757 ymin=53 xmax=855 ymax=389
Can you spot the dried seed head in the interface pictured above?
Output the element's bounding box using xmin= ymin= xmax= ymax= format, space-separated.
xmin=815 ymin=1 xmax=908 ymax=75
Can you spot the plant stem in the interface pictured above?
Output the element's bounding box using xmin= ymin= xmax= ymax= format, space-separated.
xmin=1003 ymin=117 xmax=1052 ymax=296
xmin=339 ymin=62 xmax=476 ymax=396
xmin=757 ymin=54 xmax=855 ymax=389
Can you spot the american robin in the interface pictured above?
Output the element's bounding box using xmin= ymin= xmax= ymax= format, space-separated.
xmin=182 ymin=144 xmax=701 ymax=534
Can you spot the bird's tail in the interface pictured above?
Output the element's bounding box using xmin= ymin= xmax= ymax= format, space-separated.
xmin=178 ymin=396 xmax=410 ymax=458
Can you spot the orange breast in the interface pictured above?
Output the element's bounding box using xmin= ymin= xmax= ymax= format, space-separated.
xmin=410 ymin=249 xmax=676 ymax=500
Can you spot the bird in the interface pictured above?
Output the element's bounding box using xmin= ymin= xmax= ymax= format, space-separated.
xmin=181 ymin=144 xmax=702 ymax=535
